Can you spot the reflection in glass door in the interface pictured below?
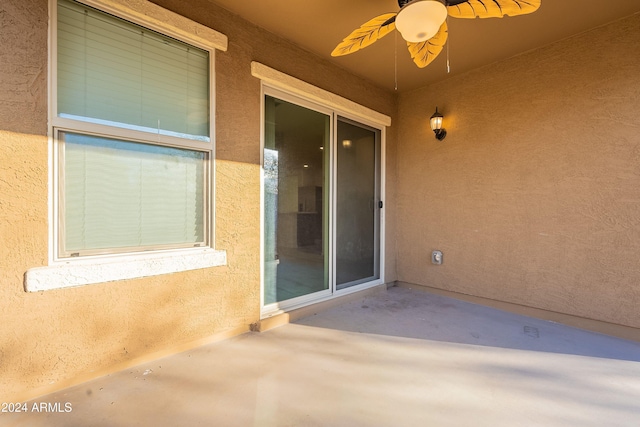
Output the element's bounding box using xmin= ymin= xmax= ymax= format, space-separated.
xmin=263 ymin=92 xmax=383 ymax=310
xmin=263 ymin=95 xmax=330 ymax=304
xmin=336 ymin=118 xmax=381 ymax=289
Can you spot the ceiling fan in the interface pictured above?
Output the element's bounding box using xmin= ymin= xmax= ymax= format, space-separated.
xmin=332 ymin=0 xmax=541 ymax=68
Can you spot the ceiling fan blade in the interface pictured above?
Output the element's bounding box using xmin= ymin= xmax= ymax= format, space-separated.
xmin=447 ymin=0 xmax=541 ymax=19
xmin=406 ymin=21 xmax=448 ymax=68
xmin=331 ymin=13 xmax=397 ymax=57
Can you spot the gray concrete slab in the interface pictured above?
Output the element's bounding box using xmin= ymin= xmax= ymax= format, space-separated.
xmin=2 ymin=286 xmax=640 ymax=426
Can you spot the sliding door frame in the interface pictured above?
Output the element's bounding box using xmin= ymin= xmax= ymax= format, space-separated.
xmin=259 ymin=83 xmax=386 ymax=318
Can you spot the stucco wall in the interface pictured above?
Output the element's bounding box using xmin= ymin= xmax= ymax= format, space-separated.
xmin=397 ymin=14 xmax=640 ymax=329
xmin=0 ymin=0 xmax=396 ymax=401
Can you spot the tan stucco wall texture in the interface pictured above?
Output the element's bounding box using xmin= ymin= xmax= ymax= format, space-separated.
xmin=397 ymin=14 xmax=640 ymax=329
xmin=0 ymin=0 xmax=397 ymax=401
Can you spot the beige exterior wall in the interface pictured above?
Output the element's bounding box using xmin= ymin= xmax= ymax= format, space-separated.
xmin=397 ymin=14 xmax=640 ymax=329
xmin=0 ymin=0 xmax=396 ymax=401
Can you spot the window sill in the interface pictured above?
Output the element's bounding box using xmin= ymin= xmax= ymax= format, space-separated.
xmin=24 ymin=248 xmax=227 ymax=292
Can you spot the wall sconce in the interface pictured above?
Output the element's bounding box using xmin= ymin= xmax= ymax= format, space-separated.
xmin=430 ymin=107 xmax=447 ymax=141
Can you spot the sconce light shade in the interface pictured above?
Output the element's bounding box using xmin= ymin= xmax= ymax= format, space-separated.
xmin=430 ymin=107 xmax=447 ymax=141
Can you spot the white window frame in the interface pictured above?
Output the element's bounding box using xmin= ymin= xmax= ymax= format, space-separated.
xmin=25 ymin=0 xmax=228 ymax=291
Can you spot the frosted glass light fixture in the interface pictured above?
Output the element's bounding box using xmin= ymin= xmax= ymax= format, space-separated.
xmin=430 ymin=107 xmax=446 ymax=141
xmin=395 ymin=0 xmax=448 ymax=43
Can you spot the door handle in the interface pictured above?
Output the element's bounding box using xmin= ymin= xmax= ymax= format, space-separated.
xmin=378 ymin=200 xmax=383 ymax=209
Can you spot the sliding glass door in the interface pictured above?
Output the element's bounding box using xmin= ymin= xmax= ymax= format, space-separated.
xmin=263 ymin=92 xmax=382 ymax=311
xmin=263 ymin=95 xmax=330 ymax=305
xmin=336 ymin=118 xmax=381 ymax=289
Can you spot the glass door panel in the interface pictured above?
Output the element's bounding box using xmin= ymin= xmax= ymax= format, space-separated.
xmin=263 ymin=95 xmax=330 ymax=304
xmin=336 ymin=118 xmax=381 ymax=289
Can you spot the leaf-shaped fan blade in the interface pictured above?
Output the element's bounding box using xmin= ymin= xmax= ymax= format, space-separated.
xmin=331 ymin=13 xmax=397 ymax=57
xmin=448 ymin=0 xmax=541 ymax=19
xmin=406 ymin=21 xmax=448 ymax=68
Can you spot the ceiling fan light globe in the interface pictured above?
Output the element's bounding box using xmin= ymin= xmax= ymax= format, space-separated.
xmin=395 ymin=0 xmax=447 ymax=43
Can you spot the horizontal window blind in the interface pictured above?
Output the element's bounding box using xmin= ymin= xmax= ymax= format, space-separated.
xmin=62 ymin=132 xmax=206 ymax=254
xmin=57 ymin=0 xmax=210 ymax=140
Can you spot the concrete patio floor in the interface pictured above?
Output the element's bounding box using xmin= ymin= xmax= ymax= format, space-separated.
xmin=3 ymin=285 xmax=640 ymax=426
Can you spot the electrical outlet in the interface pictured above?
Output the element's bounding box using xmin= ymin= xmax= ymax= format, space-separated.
xmin=432 ymin=250 xmax=443 ymax=265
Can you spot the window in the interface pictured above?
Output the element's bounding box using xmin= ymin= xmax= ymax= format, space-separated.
xmin=55 ymin=0 xmax=211 ymax=257
xmin=25 ymin=0 xmax=228 ymax=290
